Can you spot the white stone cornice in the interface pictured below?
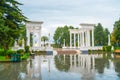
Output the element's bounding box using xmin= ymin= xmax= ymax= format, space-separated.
xmin=80 ymin=23 xmax=95 ymax=26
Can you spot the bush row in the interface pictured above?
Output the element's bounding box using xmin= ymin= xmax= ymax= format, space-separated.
xmin=102 ymin=46 xmax=112 ymax=52
xmin=0 ymin=49 xmax=16 ymax=56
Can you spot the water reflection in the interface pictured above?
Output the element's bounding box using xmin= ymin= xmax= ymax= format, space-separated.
xmin=114 ymin=58 xmax=120 ymax=77
xmin=0 ymin=62 xmax=27 ymax=80
xmin=54 ymin=54 xmax=102 ymax=80
xmin=0 ymin=53 xmax=120 ymax=80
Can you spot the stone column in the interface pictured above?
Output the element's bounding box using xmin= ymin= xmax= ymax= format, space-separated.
xmin=85 ymin=31 xmax=87 ymax=47
xmin=87 ymin=30 xmax=90 ymax=47
xmin=32 ymin=33 xmax=35 ymax=47
xmin=26 ymin=30 xmax=30 ymax=46
xmin=48 ymin=33 xmax=51 ymax=47
xmin=92 ymin=29 xmax=94 ymax=47
xmin=74 ymin=33 xmax=76 ymax=48
xmin=37 ymin=32 xmax=40 ymax=47
xmin=70 ymin=32 xmax=72 ymax=48
xmin=80 ymin=32 xmax=82 ymax=47
xmin=78 ymin=33 xmax=80 ymax=48
xmin=39 ymin=26 xmax=41 ymax=47
xmin=82 ymin=31 xmax=85 ymax=47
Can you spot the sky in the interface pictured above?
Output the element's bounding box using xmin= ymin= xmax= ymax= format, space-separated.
xmin=19 ymin=0 xmax=120 ymax=42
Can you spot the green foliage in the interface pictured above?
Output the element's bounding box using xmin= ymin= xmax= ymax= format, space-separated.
xmin=25 ymin=46 xmax=30 ymax=53
xmin=0 ymin=0 xmax=27 ymax=50
xmin=6 ymin=49 xmax=16 ymax=56
xmin=53 ymin=25 xmax=74 ymax=48
xmin=112 ymin=19 xmax=120 ymax=46
xmin=114 ymin=47 xmax=120 ymax=50
xmin=102 ymin=46 xmax=112 ymax=52
xmin=104 ymin=28 xmax=110 ymax=45
xmin=94 ymin=23 xmax=110 ymax=46
xmin=0 ymin=56 xmax=6 ymax=61
xmin=17 ymin=49 xmax=24 ymax=54
xmin=102 ymin=46 xmax=106 ymax=51
xmin=0 ymin=49 xmax=16 ymax=56
xmin=0 ymin=48 xmax=5 ymax=56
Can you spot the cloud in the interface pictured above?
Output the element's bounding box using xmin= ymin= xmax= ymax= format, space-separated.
xmin=18 ymin=0 xmax=120 ymax=41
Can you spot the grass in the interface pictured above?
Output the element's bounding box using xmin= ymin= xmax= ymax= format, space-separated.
xmin=0 ymin=56 xmax=10 ymax=61
xmin=0 ymin=53 xmax=30 ymax=62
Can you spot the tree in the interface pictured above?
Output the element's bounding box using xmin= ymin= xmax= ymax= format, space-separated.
xmin=53 ymin=25 xmax=74 ymax=48
xmin=94 ymin=23 xmax=105 ymax=46
xmin=94 ymin=23 xmax=109 ymax=46
xmin=104 ymin=28 xmax=110 ymax=45
xmin=41 ymin=36 xmax=48 ymax=47
xmin=111 ymin=19 xmax=120 ymax=47
xmin=0 ymin=0 xmax=26 ymax=50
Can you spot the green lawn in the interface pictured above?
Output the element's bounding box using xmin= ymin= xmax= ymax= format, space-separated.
xmin=0 ymin=53 xmax=30 ymax=62
xmin=0 ymin=56 xmax=10 ymax=61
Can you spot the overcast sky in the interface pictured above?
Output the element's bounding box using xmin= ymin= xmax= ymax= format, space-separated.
xmin=19 ymin=0 xmax=120 ymax=41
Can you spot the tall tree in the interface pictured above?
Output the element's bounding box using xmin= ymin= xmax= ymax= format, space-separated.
xmin=0 ymin=0 xmax=26 ymax=50
xmin=104 ymin=28 xmax=110 ymax=45
xmin=53 ymin=25 xmax=74 ymax=48
xmin=111 ymin=19 xmax=120 ymax=46
xmin=94 ymin=23 xmax=107 ymax=46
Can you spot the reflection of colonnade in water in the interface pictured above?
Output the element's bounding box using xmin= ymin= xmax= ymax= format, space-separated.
xmin=63 ymin=54 xmax=102 ymax=79
xmin=26 ymin=55 xmax=53 ymax=80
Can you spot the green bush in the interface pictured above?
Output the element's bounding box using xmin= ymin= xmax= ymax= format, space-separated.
xmin=25 ymin=46 xmax=30 ymax=53
xmin=6 ymin=49 xmax=13 ymax=55
xmin=107 ymin=46 xmax=112 ymax=52
xmin=102 ymin=46 xmax=112 ymax=52
xmin=17 ymin=49 xmax=24 ymax=54
xmin=114 ymin=47 xmax=120 ymax=50
xmin=102 ymin=46 xmax=106 ymax=51
xmin=0 ymin=49 xmax=16 ymax=56
xmin=0 ymin=49 xmax=5 ymax=56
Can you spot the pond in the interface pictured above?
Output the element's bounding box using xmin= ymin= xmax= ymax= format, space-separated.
xmin=0 ymin=53 xmax=120 ymax=80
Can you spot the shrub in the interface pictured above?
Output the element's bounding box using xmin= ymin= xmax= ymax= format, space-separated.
xmin=115 ymin=47 xmax=120 ymax=50
xmin=25 ymin=46 xmax=30 ymax=53
xmin=6 ymin=49 xmax=13 ymax=55
xmin=106 ymin=46 xmax=112 ymax=52
xmin=0 ymin=48 xmax=5 ymax=56
xmin=102 ymin=46 xmax=112 ymax=52
xmin=17 ymin=49 xmax=24 ymax=54
xmin=102 ymin=46 xmax=106 ymax=51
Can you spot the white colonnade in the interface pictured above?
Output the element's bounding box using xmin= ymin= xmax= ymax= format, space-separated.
xmin=69 ymin=23 xmax=95 ymax=49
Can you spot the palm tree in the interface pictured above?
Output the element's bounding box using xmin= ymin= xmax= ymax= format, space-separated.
xmin=41 ymin=36 xmax=48 ymax=47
